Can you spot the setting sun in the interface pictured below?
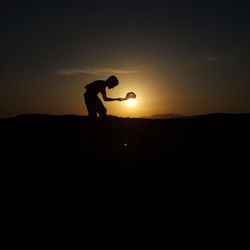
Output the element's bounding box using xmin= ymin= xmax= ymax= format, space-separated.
xmin=126 ymin=98 xmax=137 ymax=107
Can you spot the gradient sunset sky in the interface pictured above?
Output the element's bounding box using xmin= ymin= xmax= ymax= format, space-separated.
xmin=1 ymin=0 xmax=250 ymax=118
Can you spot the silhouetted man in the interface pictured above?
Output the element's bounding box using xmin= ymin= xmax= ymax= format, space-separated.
xmin=84 ymin=75 xmax=123 ymax=118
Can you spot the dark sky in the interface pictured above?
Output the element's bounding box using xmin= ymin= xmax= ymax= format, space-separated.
xmin=1 ymin=0 xmax=250 ymax=117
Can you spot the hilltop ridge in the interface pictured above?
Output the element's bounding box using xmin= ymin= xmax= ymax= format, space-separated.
xmin=1 ymin=112 xmax=250 ymax=249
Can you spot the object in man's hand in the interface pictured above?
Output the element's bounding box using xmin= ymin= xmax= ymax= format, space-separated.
xmin=124 ymin=92 xmax=136 ymax=100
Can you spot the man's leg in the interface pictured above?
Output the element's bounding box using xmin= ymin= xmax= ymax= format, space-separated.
xmin=84 ymin=95 xmax=97 ymax=118
xmin=96 ymin=98 xmax=107 ymax=117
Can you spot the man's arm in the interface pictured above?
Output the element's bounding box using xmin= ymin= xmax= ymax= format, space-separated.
xmin=101 ymin=89 xmax=122 ymax=101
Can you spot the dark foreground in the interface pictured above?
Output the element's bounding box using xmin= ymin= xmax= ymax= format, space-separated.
xmin=1 ymin=113 xmax=250 ymax=249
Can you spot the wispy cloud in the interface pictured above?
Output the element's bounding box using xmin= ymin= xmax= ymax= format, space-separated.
xmin=56 ymin=67 xmax=138 ymax=76
xmin=201 ymin=56 xmax=221 ymax=62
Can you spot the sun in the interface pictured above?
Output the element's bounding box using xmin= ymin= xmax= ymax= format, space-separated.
xmin=126 ymin=98 xmax=137 ymax=107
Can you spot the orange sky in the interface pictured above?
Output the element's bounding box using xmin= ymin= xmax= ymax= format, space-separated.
xmin=1 ymin=1 xmax=250 ymax=118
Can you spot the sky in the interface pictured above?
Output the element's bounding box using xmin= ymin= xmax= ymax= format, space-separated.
xmin=1 ymin=0 xmax=250 ymax=118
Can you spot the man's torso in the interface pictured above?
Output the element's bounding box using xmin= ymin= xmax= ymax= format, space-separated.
xmin=85 ymin=80 xmax=106 ymax=96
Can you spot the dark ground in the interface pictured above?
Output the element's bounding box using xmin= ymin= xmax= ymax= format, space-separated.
xmin=1 ymin=113 xmax=250 ymax=249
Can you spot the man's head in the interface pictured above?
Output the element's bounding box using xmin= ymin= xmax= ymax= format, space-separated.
xmin=106 ymin=75 xmax=119 ymax=89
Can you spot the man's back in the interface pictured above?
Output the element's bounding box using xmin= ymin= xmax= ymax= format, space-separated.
xmin=85 ymin=80 xmax=106 ymax=96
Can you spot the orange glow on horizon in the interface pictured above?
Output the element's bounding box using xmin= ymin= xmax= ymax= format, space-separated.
xmin=126 ymin=98 xmax=137 ymax=107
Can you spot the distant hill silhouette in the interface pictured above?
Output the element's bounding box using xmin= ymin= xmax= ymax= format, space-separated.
xmin=147 ymin=113 xmax=185 ymax=119
xmin=1 ymin=112 xmax=250 ymax=249
xmin=147 ymin=112 xmax=250 ymax=120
